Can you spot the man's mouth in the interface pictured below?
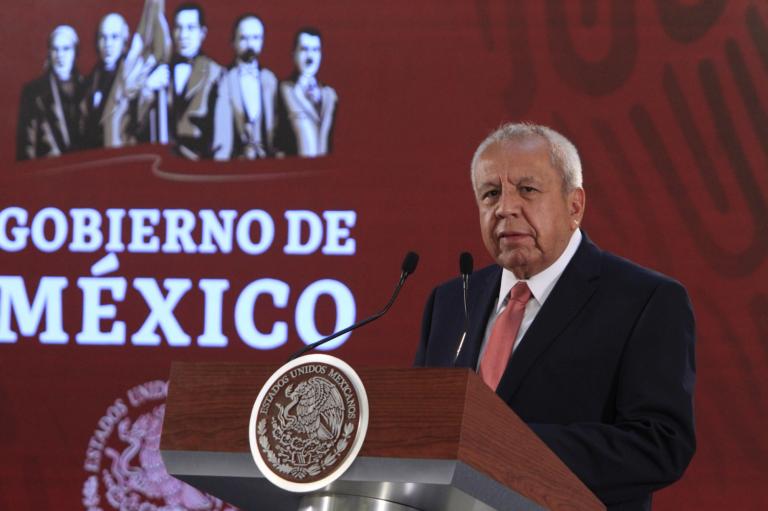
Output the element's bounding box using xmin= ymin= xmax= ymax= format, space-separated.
xmin=497 ymin=230 xmax=532 ymax=244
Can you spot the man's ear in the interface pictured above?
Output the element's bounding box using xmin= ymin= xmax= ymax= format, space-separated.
xmin=569 ymin=187 xmax=586 ymax=225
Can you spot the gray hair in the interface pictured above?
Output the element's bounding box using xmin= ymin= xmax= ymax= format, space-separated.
xmin=48 ymin=25 xmax=79 ymax=48
xmin=470 ymin=122 xmax=583 ymax=192
xmin=99 ymin=13 xmax=130 ymax=42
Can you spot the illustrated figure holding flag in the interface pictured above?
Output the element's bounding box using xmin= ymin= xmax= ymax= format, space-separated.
xmin=141 ymin=2 xmax=223 ymax=159
xmin=100 ymin=0 xmax=172 ymax=149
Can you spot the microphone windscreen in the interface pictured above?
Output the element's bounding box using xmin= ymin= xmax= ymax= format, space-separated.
xmin=401 ymin=251 xmax=420 ymax=275
xmin=459 ymin=252 xmax=474 ymax=275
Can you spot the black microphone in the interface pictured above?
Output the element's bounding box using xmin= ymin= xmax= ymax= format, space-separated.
xmin=453 ymin=252 xmax=473 ymax=365
xmin=289 ymin=251 xmax=420 ymax=360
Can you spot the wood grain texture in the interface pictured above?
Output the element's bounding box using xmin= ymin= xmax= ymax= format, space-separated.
xmin=162 ymin=362 xmax=604 ymax=510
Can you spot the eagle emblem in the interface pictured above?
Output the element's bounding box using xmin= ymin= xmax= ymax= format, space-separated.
xmin=276 ymin=376 xmax=345 ymax=442
xmin=250 ymin=355 xmax=368 ymax=491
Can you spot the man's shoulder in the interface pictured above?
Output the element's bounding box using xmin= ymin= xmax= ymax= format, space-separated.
xmin=602 ymin=248 xmax=678 ymax=282
xmin=20 ymin=73 xmax=51 ymax=99
xmin=320 ymin=82 xmax=337 ymax=99
xmin=595 ymin=245 xmax=688 ymax=298
xmin=260 ymin=67 xmax=278 ymax=84
xmin=197 ymin=55 xmax=224 ymax=79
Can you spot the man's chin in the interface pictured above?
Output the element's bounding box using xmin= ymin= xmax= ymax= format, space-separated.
xmin=240 ymin=50 xmax=258 ymax=63
xmin=497 ymin=252 xmax=539 ymax=278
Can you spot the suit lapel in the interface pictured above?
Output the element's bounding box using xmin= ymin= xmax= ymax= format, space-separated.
xmin=495 ymin=236 xmax=602 ymax=401
xmin=228 ymin=70 xmax=246 ymax=138
xmin=455 ymin=266 xmax=501 ymax=368
xmin=184 ymin=58 xmax=206 ymax=101
xmin=261 ymin=72 xmax=276 ymax=142
xmin=47 ymin=73 xmax=70 ymax=148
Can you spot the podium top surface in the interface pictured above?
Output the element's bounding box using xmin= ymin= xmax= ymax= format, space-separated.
xmin=162 ymin=362 xmax=604 ymax=511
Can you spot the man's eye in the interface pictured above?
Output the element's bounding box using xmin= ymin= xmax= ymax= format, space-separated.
xmin=482 ymin=190 xmax=499 ymax=200
xmin=520 ymin=186 xmax=538 ymax=193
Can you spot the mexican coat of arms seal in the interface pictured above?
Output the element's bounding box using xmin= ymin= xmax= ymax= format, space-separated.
xmin=248 ymin=354 xmax=369 ymax=493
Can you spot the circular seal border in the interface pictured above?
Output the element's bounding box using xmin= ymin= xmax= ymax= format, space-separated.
xmin=248 ymin=354 xmax=369 ymax=493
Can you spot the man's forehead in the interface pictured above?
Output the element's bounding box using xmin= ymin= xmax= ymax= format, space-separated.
xmin=238 ymin=18 xmax=264 ymax=36
xmin=100 ymin=15 xmax=123 ymax=34
xmin=52 ymin=33 xmax=76 ymax=47
xmin=477 ymin=136 xmax=553 ymax=171
xmin=298 ymin=33 xmax=321 ymax=47
xmin=473 ymin=137 xmax=560 ymax=187
xmin=475 ymin=172 xmax=540 ymax=185
xmin=176 ymin=9 xmax=201 ymax=26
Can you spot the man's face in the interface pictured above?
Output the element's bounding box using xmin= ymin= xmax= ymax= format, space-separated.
xmin=98 ymin=15 xmax=126 ymax=69
xmin=473 ymin=137 xmax=585 ymax=279
xmin=49 ymin=31 xmax=77 ymax=80
xmin=234 ymin=17 xmax=264 ymax=63
xmin=294 ymin=33 xmax=321 ymax=77
xmin=174 ymin=9 xmax=206 ymax=58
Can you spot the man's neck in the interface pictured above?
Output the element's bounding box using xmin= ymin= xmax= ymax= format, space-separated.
xmin=297 ymin=72 xmax=316 ymax=84
xmin=54 ymin=70 xmax=72 ymax=82
xmin=103 ymin=60 xmax=119 ymax=72
xmin=174 ymin=53 xmax=199 ymax=63
xmin=499 ymin=229 xmax=583 ymax=308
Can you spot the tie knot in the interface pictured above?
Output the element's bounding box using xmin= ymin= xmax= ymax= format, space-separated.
xmin=509 ymin=282 xmax=532 ymax=304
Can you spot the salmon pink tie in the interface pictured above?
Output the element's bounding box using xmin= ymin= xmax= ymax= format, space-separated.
xmin=479 ymin=282 xmax=532 ymax=390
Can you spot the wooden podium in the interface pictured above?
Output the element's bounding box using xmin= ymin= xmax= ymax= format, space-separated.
xmin=161 ymin=362 xmax=604 ymax=511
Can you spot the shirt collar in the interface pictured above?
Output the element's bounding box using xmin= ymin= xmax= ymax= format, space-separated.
xmin=238 ymin=59 xmax=260 ymax=74
xmin=497 ymin=229 xmax=582 ymax=311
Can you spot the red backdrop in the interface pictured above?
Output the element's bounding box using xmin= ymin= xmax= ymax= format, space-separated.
xmin=1 ymin=0 xmax=767 ymax=509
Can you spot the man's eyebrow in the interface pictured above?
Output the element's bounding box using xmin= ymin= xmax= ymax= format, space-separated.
xmin=475 ymin=179 xmax=499 ymax=190
xmin=513 ymin=175 xmax=539 ymax=185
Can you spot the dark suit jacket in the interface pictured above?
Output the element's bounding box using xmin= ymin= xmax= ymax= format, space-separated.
xmin=81 ymin=61 xmax=120 ymax=149
xmin=16 ymin=71 xmax=83 ymax=160
xmin=133 ymin=55 xmax=223 ymax=159
xmin=415 ymin=235 xmax=696 ymax=511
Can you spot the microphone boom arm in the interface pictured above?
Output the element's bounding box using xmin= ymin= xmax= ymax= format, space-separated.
xmin=289 ymin=271 xmax=409 ymax=360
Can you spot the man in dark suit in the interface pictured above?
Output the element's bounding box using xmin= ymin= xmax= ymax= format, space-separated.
xmin=81 ymin=13 xmax=130 ymax=149
xmin=17 ymin=25 xmax=83 ymax=160
xmin=138 ymin=2 xmax=222 ymax=159
xmin=415 ymin=123 xmax=696 ymax=510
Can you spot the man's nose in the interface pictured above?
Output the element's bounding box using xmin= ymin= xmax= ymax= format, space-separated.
xmin=496 ymin=188 xmax=521 ymax=217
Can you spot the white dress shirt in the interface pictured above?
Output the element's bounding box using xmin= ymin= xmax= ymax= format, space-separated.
xmin=477 ymin=229 xmax=583 ymax=368
xmin=174 ymin=63 xmax=192 ymax=96
xmin=239 ymin=62 xmax=262 ymax=122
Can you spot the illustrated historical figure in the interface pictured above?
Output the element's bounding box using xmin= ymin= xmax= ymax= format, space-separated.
xmin=213 ymin=14 xmax=278 ymax=160
xmin=415 ymin=123 xmax=696 ymax=511
xmin=98 ymin=0 xmax=171 ymax=149
xmin=276 ymin=27 xmax=337 ymax=158
xmin=16 ymin=25 xmax=83 ymax=160
xmin=139 ymin=2 xmax=223 ymax=159
xmin=81 ymin=13 xmax=130 ymax=149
